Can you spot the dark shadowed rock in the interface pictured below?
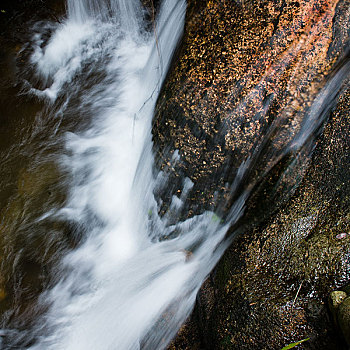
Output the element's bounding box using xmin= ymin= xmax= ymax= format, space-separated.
xmin=337 ymin=297 xmax=350 ymax=345
xmin=329 ymin=286 xmax=350 ymax=346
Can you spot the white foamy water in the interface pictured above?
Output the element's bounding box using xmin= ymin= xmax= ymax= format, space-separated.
xmin=23 ymin=1 xmax=240 ymax=349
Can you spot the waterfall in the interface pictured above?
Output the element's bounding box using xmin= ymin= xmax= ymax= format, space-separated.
xmin=2 ymin=0 xmax=234 ymax=349
xmin=1 ymin=0 xmax=347 ymax=349
xmin=67 ymin=0 xmax=143 ymax=32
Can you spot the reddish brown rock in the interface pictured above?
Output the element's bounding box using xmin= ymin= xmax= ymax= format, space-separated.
xmin=153 ymin=0 xmax=350 ymax=348
xmin=153 ymin=0 xmax=349 ymax=221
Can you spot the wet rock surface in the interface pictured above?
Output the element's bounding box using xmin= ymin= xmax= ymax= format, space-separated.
xmin=168 ymin=92 xmax=350 ymax=347
xmin=153 ymin=0 xmax=349 ymax=224
xmin=194 ymin=86 xmax=350 ymax=349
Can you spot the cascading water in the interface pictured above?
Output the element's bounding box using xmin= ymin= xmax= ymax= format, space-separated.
xmin=0 ymin=1 xmax=235 ymax=349
xmin=1 ymin=0 xmax=349 ymax=349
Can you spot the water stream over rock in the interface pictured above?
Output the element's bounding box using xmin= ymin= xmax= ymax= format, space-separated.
xmin=0 ymin=0 xmax=349 ymax=349
xmin=1 ymin=0 xmax=231 ymax=348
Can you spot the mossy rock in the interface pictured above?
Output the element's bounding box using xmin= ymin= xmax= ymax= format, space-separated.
xmin=337 ymin=297 xmax=350 ymax=345
xmin=329 ymin=291 xmax=347 ymax=311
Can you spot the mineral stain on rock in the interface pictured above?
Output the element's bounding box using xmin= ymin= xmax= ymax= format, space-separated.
xmin=155 ymin=0 xmax=350 ymax=349
xmin=153 ymin=0 xmax=349 ymax=223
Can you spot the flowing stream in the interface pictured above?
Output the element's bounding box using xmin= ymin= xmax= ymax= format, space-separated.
xmin=0 ymin=0 xmax=349 ymax=349
xmin=1 ymin=0 xmax=233 ymax=349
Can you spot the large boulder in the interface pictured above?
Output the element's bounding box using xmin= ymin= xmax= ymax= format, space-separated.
xmin=193 ymin=85 xmax=350 ymax=349
xmin=153 ymin=0 xmax=350 ymax=225
xmin=151 ymin=0 xmax=350 ymax=348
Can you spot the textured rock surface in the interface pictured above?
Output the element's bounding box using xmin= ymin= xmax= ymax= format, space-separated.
xmin=153 ymin=0 xmax=349 ymax=224
xmin=195 ymin=86 xmax=350 ymax=349
xmin=168 ymin=82 xmax=350 ymax=349
xmin=329 ymin=291 xmax=347 ymax=312
xmin=152 ymin=0 xmax=350 ymax=348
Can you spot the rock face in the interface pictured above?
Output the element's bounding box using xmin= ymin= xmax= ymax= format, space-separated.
xmin=153 ymin=0 xmax=349 ymax=224
xmin=193 ymin=86 xmax=350 ymax=349
xmin=151 ymin=0 xmax=350 ymax=348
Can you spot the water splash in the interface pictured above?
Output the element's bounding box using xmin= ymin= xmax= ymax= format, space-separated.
xmin=20 ymin=0 xmax=237 ymax=349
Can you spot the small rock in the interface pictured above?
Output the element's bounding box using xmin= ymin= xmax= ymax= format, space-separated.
xmin=329 ymin=290 xmax=347 ymax=309
xmin=329 ymin=290 xmax=347 ymax=330
xmin=181 ymin=249 xmax=193 ymax=262
xmin=337 ymin=297 xmax=350 ymax=345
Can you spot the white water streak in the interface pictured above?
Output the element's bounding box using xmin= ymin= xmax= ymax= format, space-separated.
xmin=26 ymin=1 xmax=237 ymax=349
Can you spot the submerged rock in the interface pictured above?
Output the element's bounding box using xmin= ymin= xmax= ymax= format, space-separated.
xmin=0 ymin=0 xmax=69 ymax=335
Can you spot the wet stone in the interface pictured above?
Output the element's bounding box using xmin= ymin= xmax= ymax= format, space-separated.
xmin=155 ymin=0 xmax=350 ymax=348
xmin=329 ymin=291 xmax=347 ymax=310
